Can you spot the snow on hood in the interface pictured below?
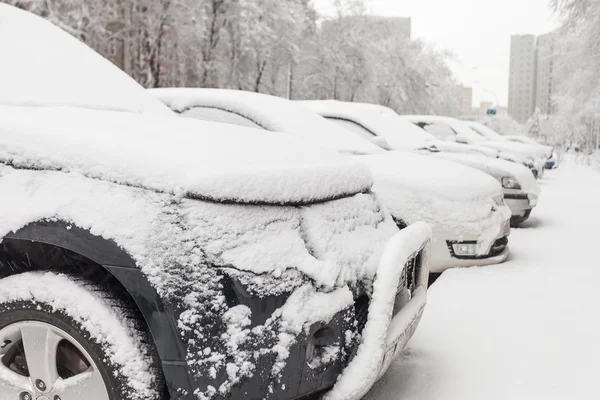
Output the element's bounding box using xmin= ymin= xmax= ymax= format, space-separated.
xmin=297 ymin=100 xmax=437 ymax=150
xmin=0 ymin=106 xmax=374 ymax=204
xmin=432 ymin=152 xmax=541 ymax=197
xmin=151 ymin=89 xmax=384 ymax=155
xmin=359 ymin=151 xmax=504 ymax=229
xmin=0 ymin=4 xmax=171 ymax=114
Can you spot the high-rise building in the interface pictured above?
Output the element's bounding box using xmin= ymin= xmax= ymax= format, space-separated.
xmin=508 ymin=32 xmax=558 ymax=122
xmin=535 ymin=32 xmax=557 ymax=115
xmin=508 ymin=35 xmax=537 ymax=123
xmin=459 ymin=86 xmax=473 ymax=117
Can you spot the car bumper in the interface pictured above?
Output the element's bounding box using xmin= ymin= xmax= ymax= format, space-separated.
xmin=325 ymin=223 xmax=431 ymax=400
xmin=505 ymin=192 xmax=537 ymax=226
xmin=428 ymin=219 xmax=511 ymax=273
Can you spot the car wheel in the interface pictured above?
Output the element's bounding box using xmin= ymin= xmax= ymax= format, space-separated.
xmin=0 ymin=272 xmax=164 ymax=400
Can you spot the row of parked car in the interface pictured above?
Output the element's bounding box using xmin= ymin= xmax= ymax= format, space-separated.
xmin=0 ymin=5 xmax=554 ymax=400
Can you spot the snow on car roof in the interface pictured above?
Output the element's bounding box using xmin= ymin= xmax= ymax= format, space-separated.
xmin=0 ymin=105 xmax=374 ymax=204
xmin=150 ymin=89 xmax=384 ymax=155
xmin=400 ymin=115 xmax=485 ymax=143
xmin=0 ymin=4 xmax=171 ymax=114
xmin=298 ymin=100 xmax=438 ymax=150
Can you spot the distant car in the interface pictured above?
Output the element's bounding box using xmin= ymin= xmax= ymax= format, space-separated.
xmin=0 ymin=5 xmax=431 ymax=400
xmin=401 ymin=115 xmax=541 ymax=179
xmin=152 ymin=89 xmax=512 ymax=276
xmin=299 ymin=101 xmax=540 ymax=228
xmin=465 ymin=122 xmax=549 ymax=178
xmin=503 ymin=135 xmax=556 ymax=169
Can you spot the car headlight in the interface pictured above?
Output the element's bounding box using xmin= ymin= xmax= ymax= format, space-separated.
xmin=502 ymin=176 xmax=521 ymax=190
xmin=452 ymin=243 xmax=478 ymax=256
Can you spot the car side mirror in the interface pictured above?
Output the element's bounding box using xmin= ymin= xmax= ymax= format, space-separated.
xmin=371 ymin=136 xmax=392 ymax=150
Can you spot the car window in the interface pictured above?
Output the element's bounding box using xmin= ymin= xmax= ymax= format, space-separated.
xmin=467 ymin=125 xmax=487 ymax=138
xmin=182 ymin=107 xmax=264 ymax=130
xmin=420 ymin=122 xmax=457 ymax=140
xmin=327 ymin=118 xmax=376 ymax=141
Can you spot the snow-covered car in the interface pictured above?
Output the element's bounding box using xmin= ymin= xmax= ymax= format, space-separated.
xmin=299 ymin=101 xmax=540 ymax=228
xmin=465 ymin=121 xmax=550 ymax=178
xmin=504 ymin=135 xmax=556 ymax=169
xmin=402 ymin=115 xmax=541 ymax=178
xmin=151 ymin=89 xmax=512 ymax=275
xmin=0 ymin=5 xmax=432 ymax=400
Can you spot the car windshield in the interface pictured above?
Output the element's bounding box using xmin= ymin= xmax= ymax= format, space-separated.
xmin=421 ymin=122 xmax=457 ymax=140
xmin=155 ymin=89 xmax=384 ymax=156
xmin=468 ymin=122 xmax=506 ymax=141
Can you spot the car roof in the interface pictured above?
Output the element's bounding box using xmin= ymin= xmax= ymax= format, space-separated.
xmin=298 ymin=100 xmax=437 ymax=149
xmin=0 ymin=4 xmax=171 ymax=115
xmin=150 ymin=88 xmax=384 ymax=155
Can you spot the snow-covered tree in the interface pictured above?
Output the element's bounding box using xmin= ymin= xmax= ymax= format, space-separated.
xmin=550 ymin=0 xmax=600 ymax=149
xmin=4 ymin=0 xmax=459 ymax=115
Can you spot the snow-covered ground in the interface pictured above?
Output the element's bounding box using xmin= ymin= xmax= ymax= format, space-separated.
xmin=365 ymin=156 xmax=600 ymax=400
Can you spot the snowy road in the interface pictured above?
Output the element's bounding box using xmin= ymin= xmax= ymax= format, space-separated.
xmin=364 ymin=157 xmax=600 ymax=400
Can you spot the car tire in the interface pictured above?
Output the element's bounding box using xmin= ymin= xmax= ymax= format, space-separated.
xmin=0 ymin=271 xmax=165 ymax=400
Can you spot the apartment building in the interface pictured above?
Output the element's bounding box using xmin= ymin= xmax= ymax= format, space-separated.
xmin=508 ymin=32 xmax=557 ymax=122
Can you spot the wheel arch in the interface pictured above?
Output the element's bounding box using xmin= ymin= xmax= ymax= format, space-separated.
xmin=0 ymin=220 xmax=188 ymax=365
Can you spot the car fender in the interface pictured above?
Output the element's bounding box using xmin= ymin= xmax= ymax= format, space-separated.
xmin=1 ymin=219 xmax=188 ymax=363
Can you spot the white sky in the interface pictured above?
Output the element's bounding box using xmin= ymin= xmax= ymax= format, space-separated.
xmin=313 ymin=0 xmax=559 ymax=107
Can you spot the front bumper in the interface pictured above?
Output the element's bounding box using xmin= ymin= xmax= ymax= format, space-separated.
xmin=504 ymin=192 xmax=537 ymax=226
xmin=325 ymin=222 xmax=431 ymax=400
xmin=428 ymin=219 xmax=511 ymax=273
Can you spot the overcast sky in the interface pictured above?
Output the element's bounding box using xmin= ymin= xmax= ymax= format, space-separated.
xmin=313 ymin=0 xmax=559 ymax=107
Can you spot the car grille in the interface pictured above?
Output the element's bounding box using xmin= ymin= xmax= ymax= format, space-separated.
xmin=353 ymin=294 xmax=370 ymax=335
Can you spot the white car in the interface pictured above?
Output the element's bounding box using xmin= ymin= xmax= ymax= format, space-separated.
xmin=152 ymin=89 xmax=512 ymax=275
xmin=299 ymin=101 xmax=540 ymax=228
xmin=466 ymin=121 xmax=549 ymax=177
xmin=0 ymin=5 xmax=431 ymax=400
xmin=402 ymin=115 xmax=541 ymax=178
xmin=504 ymin=135 xmax=556 ymax=169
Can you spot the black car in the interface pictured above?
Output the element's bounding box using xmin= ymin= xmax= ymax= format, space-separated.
xmin=0 ymin=6 xmax=430 ymax=400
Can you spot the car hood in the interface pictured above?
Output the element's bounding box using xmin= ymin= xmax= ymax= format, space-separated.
xmin=432 ymin=152 xmax=541 ymax=197
xmin=359 ymin=151 xmax=504 ymax=228
xmin=0 ymin=106 xmax=373 ymax=205
xmin=480 ymin=141 xmax=542 ymax=161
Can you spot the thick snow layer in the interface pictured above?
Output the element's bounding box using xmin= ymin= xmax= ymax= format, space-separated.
xmin=150 ymin=88 xmax=384 ymax=155
xmin=399 ymin=115 xmax=486 ymax=144
xmin=360 ymin=152 xmax=507 ymax=237
xmin=0 ymin=4 xmax=171 ymax=114
xmin=467 ymin=122 xmax=548 ymax=160
xmin=0 ymin=272 xmax=158 ymax=400
xmin=0 ymin=165 xmax=399 ymax=397
xmin=432 ymin=152 xmax=540 ymax=197
xmin=363 ymin=157 xmax=600 ymax=400
xmin=298 ymin=101 xmax=505 ymax=160
xmin=293 ymin=101 xmax=510 ymax=245
xmin=0 ymin=105 xmax=374 ymax=204
xmin=297 ymin=100 xmax=437 ymax=151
